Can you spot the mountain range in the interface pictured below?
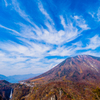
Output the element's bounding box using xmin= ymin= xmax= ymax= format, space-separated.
xmin=0 ymin=73 xmax=40 ymax=83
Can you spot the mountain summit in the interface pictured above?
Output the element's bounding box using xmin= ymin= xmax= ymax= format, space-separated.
xmin=27 ymin=55 xmax=100 ymax=84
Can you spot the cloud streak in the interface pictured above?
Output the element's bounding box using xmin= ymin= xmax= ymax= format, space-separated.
xmin=19 ymin=15 xmax=89 ymax=45
xmin=86 ymin=35 xmax=100 ymax=50
xmin=11 ymin=0 xmax=37 ymax=27
xmin=0 ymin=24 xmax=20 ymax=35
xmin=4 ymin=0 xmax=8 ymax=7
xmin=38 ymin=1 xmax=54 ymax=24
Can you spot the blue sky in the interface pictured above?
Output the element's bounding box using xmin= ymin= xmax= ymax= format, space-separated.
xmin=0 ymin=0 xmax=100 ymax=76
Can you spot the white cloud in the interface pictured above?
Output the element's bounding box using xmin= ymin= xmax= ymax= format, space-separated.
xmin=86 ymin=35 xmax=100 ymax=50
xmin=73 ymin=41 xmax=83 ymax=47
xmin=60 ymin=15 xmax=66 ymax=28
xmin=0 ymin=40 xmax=51 ymax=58
xmin=49 ymin=46 xmax=75 ymax=56
xmin=89 ymin=7 xmax=100 ymax=22
xmin=19 ymin=18 xmax=82 ymax=45
xmin=89 ymin=12 xmax=95 ymax=18
xmin=97 ymin=7 xmax=100 ymax=21
xmin=9 ymin=1 xmax=90 ymax=46
xmin=0 ymin=41 xmax=51 ymax=76
xmin=73 ymin=15 xmax=90 ymax=30
xmin=11 ymin=0 xmax=37 ymax=27
xmin=70 ymin=35 xmax=100 ymax=53
xmin=72 ymin=35 xmax=100 ymax=51
xmin=25 ymin=15 xmax=89 ymax=45
xmin=0 ymin=24 xmax=20 ymax=35
xmin=81 ymin=51 xmax=100 ymax=57
xmin=74 ymin=16 xmax=79 ymax=19
xmin=38 ymin=23 xmax=80 ymax=45
xmin=0 ymin=47 xmax=65 ymax=76
xmin=4 ymin=0 xmax=8 ymax=7
xmin=38 ymin=1 xmax=54 ymax=24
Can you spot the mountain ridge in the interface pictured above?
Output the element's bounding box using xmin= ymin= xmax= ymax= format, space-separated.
xmin=0 ymin=73 xmax=40 ymax=83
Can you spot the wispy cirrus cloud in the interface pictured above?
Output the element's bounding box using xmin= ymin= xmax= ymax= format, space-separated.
xmin=71 ymin=35 xmax=100 ymax=52
xmin=11 ymin=0 xmax=36 ymax=27
xmin=73 ymin=15 xmax=90 ymax=30
xmin=88 ymin=7 xmax=100 ymax=22
xmin=97 ymin=7 xmax=100 ymax=21
xmin=81 ymin=51 xmax=100 ymax=57
xmin=9 ymin=0 xmax=90 ymax=46
xmin=0 ymin=43 xmax=64 ymax=76
xmin=19 ymin=15 xmax=89 ymax=45
xmin=0 ymin=40 xmax=52 ymax=75
xmin=48 ymin=46 xmax=75 ymax=56
xmin=0 ymin=40 xmax=51 ymax=58
xmin=3 ymin=0 xmax=8 ymax=7
xmin=0 ymin=24 xmax=20 ymax=35
xmin=60 ymin=16 xmax=66 ymax=28
xmin=38 ymin=0 xmax=54 ymax=24
xmin=86 ymin=35 xmax=100 ymax=50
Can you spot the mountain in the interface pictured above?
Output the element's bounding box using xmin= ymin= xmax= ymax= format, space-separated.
xmin=27 ymin=55 xmax=100 ymax=84
xmin=0 ymin=74 xmax=8 ymax=80
xmin=0 ymin=73 xmax=40 ymax=83
xmin=12 ymin=55 xmax=100 ymax=100
xmin=8 ymin=73 xmax=40 ymax=83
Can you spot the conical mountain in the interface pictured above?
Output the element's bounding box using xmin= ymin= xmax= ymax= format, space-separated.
xmin=28 ymin=55 xmax=100 ymax=84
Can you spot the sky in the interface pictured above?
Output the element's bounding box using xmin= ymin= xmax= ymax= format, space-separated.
xmin=0 ymin=0 xmax=100 ymax=76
